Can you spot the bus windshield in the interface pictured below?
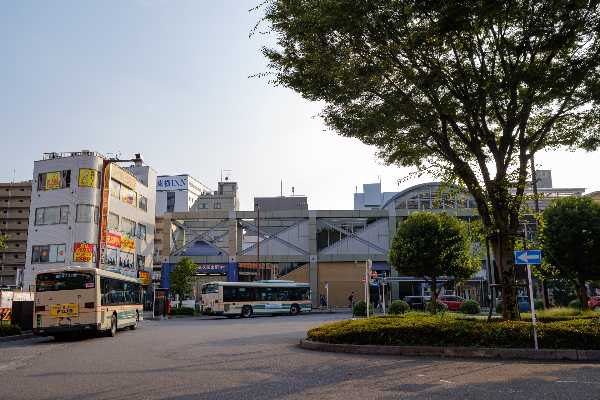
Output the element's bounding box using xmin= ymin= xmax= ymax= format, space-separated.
xmin=36 ymin=272 xmax=95 ymax=292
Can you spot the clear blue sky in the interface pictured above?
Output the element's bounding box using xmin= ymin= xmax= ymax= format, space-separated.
xmin=1 ymin=1 xmax=598 ymax=210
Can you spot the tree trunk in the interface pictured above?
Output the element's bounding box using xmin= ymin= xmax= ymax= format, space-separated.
xmin=430 ymin=276 xmax=437 ymax=314
xmin=541 ymin=280 xmax=550 ymax=308
xmin=493 ymin=233 xmax=520 ymax=320
xmin=577 ymin=277 xmax=589 ymax=310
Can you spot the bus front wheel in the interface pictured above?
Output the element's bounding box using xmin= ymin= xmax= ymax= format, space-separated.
xmin=108 ymin=314 xmax=117 ymax=337
xmin=290 ymin=304 xmax=301 ymax=316
xmin=241 ymin=306 xmax=253 ymax=318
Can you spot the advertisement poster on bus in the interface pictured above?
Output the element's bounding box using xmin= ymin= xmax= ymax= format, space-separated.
xmin=73 ymin=243 xmax=94 ymax=262
xmin=45 ymin=171 xmax=61 ymax=190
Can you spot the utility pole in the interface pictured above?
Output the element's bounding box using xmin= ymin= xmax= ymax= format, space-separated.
xmin=523 ymin=222 xmax=539 ymax=350
xmin=256 ymin=204 xmax=260 ymax=281
xmin=530 ymin=156 xmax=550 ymax=308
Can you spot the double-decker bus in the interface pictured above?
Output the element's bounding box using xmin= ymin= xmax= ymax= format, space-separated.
xmin=200 ymin=280 xmax=311 ymax=318
xmin=33 ymin=266 xmax=143 ymax=339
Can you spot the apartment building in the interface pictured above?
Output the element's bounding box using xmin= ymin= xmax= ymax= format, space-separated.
xmin=0 ymin=181 xmax=31 ymax=287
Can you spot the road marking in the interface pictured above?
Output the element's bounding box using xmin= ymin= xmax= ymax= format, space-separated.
xmin=439 ymin=380 xmax=454 ymax=384
xmin=556 ymin=380 xmax=600 ymax=385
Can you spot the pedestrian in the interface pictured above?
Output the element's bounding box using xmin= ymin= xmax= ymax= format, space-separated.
xmin=320 ymin=294 xmax=327 ymax=308
xmin=348 ymin=291 xmax=355 ymax=308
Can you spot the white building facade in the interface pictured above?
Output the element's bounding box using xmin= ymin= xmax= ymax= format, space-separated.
xmin=22 ymin=151 xmax=156 ymax=289
xmin=155 ymin=174 xmax=211 ymax=215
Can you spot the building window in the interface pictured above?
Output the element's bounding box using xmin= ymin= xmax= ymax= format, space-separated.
xmin=199 ymin=202 xmax=207 ymax=209
xmin=166 ymin=191 xmax=175 ymax=213
xmin=37 ymin=170 xmax=71 ymax=191
xmin=34 ymin=205 xmax=69 ymax=225
xmin=120 ymin=185 xmax=137 ymax=206
xmin=137 ymin=223 xmax=147 ymax=240
xmin=32 ymin=244 xmax=66 ymax=263
xmin=121 ymin=218 xmax=136 ymax=237
xmin=137 ymin=254 xmax=146 ymax=269
xmin=76 ymin=204 xmax=99 ymax=223
xmin=110 ymin=179 xmax=121 ymax=199
xmin=78 ymin=168 xmax=101 ymax=188
xmin=108 ymin=213 xmax=119 ymax=231
xmin=214 ymin=202 xmax=221 ymax=209
xmin=138 ymin=195 xmax=148 ymax=211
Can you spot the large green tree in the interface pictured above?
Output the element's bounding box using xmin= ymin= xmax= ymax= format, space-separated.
xmin=170 ymin=257 xmax=198 ymax=308
xmin=540 ymin=197 xmax=600 ymax=309
xmin=389 ymin=213 xmax=479 ymax=308
xmin=259 ymin=0 xmax=600 ymax=319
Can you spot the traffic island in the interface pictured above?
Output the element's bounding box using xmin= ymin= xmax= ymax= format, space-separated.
xmin=300 ymin=314 xmax=600 ymax=361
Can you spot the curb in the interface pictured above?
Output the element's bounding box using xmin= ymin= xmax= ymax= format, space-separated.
xmin=0 ymin=333 xmax=35 ymax=343
xmin=299 ymin=340 xmax=600 ymax=362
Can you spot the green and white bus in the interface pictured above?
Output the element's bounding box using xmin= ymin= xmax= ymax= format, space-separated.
xmin=200 ymin=280 xmax=311 ymax=318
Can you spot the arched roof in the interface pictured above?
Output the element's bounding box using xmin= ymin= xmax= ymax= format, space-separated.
xmin=381 ymin=181 xmax=471 ymax=210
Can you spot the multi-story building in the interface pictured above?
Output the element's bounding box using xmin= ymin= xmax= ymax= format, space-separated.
xmin=22 ymin=151 xmax=156 ymax=290
xmin=191 ymin=180 xmax=239 ymax=212
xmin=156 ymin=174 xmax=211 ymax=215
xmin=354 ymin=182 xmax=401 ymax=210
xmin=0 ymin=181 xmax=32 ymax=287
xmin=254 ymin=196 xmax=308 ymax=212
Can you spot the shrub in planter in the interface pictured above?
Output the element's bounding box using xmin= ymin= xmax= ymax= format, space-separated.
xmin=0 ymin=324 xmax=21 ymax=337
xmin=169 ymin=306 xmax=195 ymax=316
xmin=353 ymin=301 xmax=367 ymax=317
xmin=569 ymin=299 xmax=582 ymax=310
xmin=389 ymin=300 xmax=410 ymax=315
xmin=534 ymin=300 xmax=545 ymax=310
xmin=459 ymin=300 xmax=481 ymax=315
xmin=426 ymin=300 xmax=448 ymax=314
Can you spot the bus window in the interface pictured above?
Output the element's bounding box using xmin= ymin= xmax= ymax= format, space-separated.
xmin=202 ymin=284 xmax=218 ymax=294
xmin=36 ymin=272 xmax=95 ymax=292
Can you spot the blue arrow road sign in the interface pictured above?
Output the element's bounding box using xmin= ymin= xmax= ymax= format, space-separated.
xmin=514 ymin=250 xmax=542 ymax=265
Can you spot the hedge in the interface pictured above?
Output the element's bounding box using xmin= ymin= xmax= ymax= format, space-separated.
xmin=389 ymin=300 xmax=410 ymax=315
xmin=353 ymin=301 xmax=367 ymax=317
xmin=459 ymin=300 xmax=480 ymax=315
xmin=0 ymin=324 xmax=21 ymax=337
xmin=306 ymin=314 xmax=600 ymax=349
xmin=169 ymin=306 xmax=195 ymax=316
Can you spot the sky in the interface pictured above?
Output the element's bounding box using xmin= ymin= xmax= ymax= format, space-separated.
xmin=1 ymin=1 xmax=599 ymax=210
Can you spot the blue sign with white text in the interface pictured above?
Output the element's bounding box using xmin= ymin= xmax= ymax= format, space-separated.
xmin=514 ymin=250 xmax=542 ymax=265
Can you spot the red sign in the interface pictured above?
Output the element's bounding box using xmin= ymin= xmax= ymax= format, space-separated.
xmin=73 ymin=243 xmax=94 ymax=262
xmin=107 ymin=231 xmax=122 ymax=248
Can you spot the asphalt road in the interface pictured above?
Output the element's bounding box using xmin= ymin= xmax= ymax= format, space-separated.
xmin=1 ymin=313 xmax=600 ymax=400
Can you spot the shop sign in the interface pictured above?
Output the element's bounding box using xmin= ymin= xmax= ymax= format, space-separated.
xmin=45 ymin=171 xmax=61 ymax=190
xmin=157 ymin=176 xmax=188 ymax=191
xmin=138 ymin=270 xmax=151 ymax=285
xmin=73 ymin=243 xmax=95 ymax=262
xmin=78 ymin=168 xmax=97 ymax=188
xmin=121 ymin=236 xmax=135 ymax=252
xmin=196 ymin=264 xmax=227 ymax=274
xmin=107 ymin=231 xmax=122 ymax=248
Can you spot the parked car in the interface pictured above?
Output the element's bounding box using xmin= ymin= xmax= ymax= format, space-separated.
xmin=439 ymin=295 xmax=466 ymax=311
xmin=588 ymin=296 xmax=600 ymax=310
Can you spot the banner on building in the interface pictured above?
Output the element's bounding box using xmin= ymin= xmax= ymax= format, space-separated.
xmin=121 ymin=236 xmax=135 ymax=252
xmin=73 ymin=243 xmax=95 ymax=263
xmin=138 ymin=270 xmax=151 ymax=285
xmin=45 ymin=171 xmax=61 ymax=190
xmin=111 ymin=164 xmax=137 ymax=190
xmin=107 ymin=231 xmax=122 ymax=248
xmin=78 ymin=168 xmax=98 ymax=188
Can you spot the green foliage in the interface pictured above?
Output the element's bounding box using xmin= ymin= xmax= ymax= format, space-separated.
xmin=169 ymin=257 xmax=197 ymax=307
xmin=352 ymin=301 xmax=367 ymax=317
xmin=540 ymin=197 xmax=600 ymax=308
xmin=534 ymin=300 xmax=545 ymax=311
xmin=459 ymin=300 xmax=481 ymax=315
xmin=389 ymin=213 xmax=479 ymax=302
xmin=569 ymin=299 xmax=583 ymax=310
xmin=307 ymin=315 xmax=600 ymax=349
xmin=426 ymin=301 xmax=448 ymax=314
xmin=548 ymin=280 xmax=577 ymax=307
xmin=169 ymin=306 xmax=195 ymax=316
xmin=260 ymin=0 xmax=600 ymax=321
xmin=0 ymin=235 xmax=6 ymax=251
xmin=0 ymin=324 xmax=21 ymax=337
xmin=389 ymin=300 xmax=410 ymax=315
xmin=521 ymin=307 xmax=599 ymax=323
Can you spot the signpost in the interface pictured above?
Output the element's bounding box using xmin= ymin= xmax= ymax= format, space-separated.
xmin=514 ymin=249 xmax=542 ymax=350
xmin=365 ymin=260 xmax=372 ymax=318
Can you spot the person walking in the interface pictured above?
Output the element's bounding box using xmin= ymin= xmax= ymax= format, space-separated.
xmin=320 ymin=294 xmax=327 ymax=308
xmin=348 ymin=291 xmax=355 ymax=308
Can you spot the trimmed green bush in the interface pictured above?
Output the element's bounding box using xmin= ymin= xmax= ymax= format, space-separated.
xmin=169 ymin=306 xmax=195 ymax=316
xmin=389 ymin=300 xmax=410 ymax=315
xmin=459 ymin=300 xmax=480 ymax=315
xmin=426 ymin=300 xmax=448 ymax=314
xmin=568 ymin=299 xmax=582 ymax=309
xmin=0 ymin=324 xmax=21 ymax=337
xmin=307 ymin=314 xmax=600 ymax=349
xmin=353 ymin=301 xmax=367 ymax=317
xmin=521 ymin=307 xmax=599 ymax=322
xmin=534 ymin=300 xmax=545 ymax=310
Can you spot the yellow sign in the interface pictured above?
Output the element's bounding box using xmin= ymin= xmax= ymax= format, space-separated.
xmin=78 ymin=168 xmax=97 ymax=188
xmin=121 ymin=236 xmax=135 ymax=252
xmin=50 ymin=304 xmax=79 ymax=318
xmin=138 ymin=271 xmax=151 ymax=285
xmin=73 ymin=243 xmax=94 ymax=262
xmin=110 ymin=164 xmax=137 ymax=190
xmin=45 ymin=171 xmax=61 ymax=190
